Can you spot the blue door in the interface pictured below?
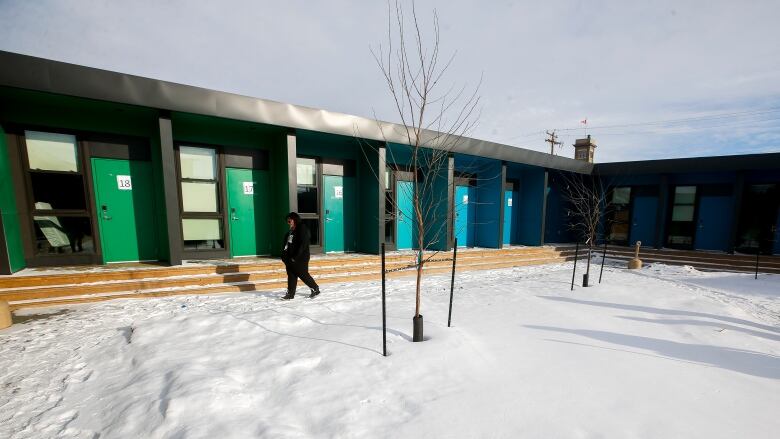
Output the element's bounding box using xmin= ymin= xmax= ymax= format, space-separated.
xmin=503 ymin=190 xmax=513 ymax=245
xmin=694 ymin=195 xmax=732 ymax=251
xmin=629 ymin=196 xmax=657 ymax=247
xmin=454 ymin=185 xmax=476 ymax=247
xmin=396 ymin=180 xmax=415 ymax=250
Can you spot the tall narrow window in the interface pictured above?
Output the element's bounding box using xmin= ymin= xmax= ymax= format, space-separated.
xmin=607 ymin=187 xmax=631 ymax=244
xmin=179 ymin=146 xmax=223 ymax=250
xmin=667 ymin=186 xmax=697 ymax=248
xmin=296 ymin=157 xmax=320 ymax=246
xmin=23 ymin=131 xmax=95 ymax=256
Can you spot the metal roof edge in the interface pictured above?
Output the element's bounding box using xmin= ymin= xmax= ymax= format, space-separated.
xmin=0 ymin=50 xmax=591 ymax=174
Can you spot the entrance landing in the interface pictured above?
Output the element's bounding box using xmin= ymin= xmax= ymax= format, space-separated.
xmin=1 ymin=246 xmax=577 ymax=311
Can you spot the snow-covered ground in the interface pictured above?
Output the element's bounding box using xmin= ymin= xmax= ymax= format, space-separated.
xmin=1 ymin=262 xmax=778 ymax=438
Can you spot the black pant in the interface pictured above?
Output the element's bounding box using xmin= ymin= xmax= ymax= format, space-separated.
xmin=283 ymin=259 xmax=319 ymax=295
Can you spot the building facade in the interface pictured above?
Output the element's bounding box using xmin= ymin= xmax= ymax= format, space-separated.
xmin=0 ymin=51 xmax=778 ymax=274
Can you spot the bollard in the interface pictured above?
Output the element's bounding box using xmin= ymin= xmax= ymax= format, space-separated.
xmin=0 ymin=300 xmax=12 ymax=329
xmin=628 ymin=241 xmax=643 ymax=269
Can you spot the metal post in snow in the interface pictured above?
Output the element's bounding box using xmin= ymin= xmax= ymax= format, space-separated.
xmin=599 ymin=240 xmax=607 ymax=284
xmin=448 ymin=238 xmax=458 ymax=328
xmin=755 ymin=248 xmax=760 ymax=280
xmin=381 ymin=243 xmax=387 ymax=357
xmin=571 ymin=241 xmax=580 ymax=291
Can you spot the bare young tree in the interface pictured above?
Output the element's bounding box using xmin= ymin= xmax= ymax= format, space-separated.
xmin=365 ymin=0 xmax=481 ymax=340
xmin=560 ymin=172 xmax=610 ymax=286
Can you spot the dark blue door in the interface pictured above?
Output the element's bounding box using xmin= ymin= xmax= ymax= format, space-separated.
xmin=629 ymin=196 xmax=657 ymax=247
xmin=694 ymin=195 xmax=732 ymax=251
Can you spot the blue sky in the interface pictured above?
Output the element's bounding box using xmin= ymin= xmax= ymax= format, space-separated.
xmin=1 ymin=0 xmax=779 ymax=162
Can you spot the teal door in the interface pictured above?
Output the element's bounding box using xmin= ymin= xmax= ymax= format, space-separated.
xmin=454 ymin=185 xmax=475 ymax=247
xmin=226 ymin=168 xmax=271 ymax=257
xmin=396 ymin=180 xmax=415 ymax=250
xmin=503 ymin=190 xmax=513 ymax=245
xmin=92 ymin=158 xmax=158 ymax=263
xmin=323 ymin=175 xmax=356 ymax=253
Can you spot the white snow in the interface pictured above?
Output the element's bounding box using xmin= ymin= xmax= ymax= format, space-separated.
xmin=1 ymin=262 xmax=778 ymax=438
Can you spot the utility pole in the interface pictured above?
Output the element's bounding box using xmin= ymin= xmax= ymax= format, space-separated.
xmin=545 ymin=130 xmax=562 ymax=155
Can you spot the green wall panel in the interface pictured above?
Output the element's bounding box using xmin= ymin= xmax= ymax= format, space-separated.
xmin=0 ymin=125 xmax=26 ymax=272
xmin=172 ymin=112 xmax=289 ymax=256
xmin=0 ymin=87 xmax=173 ymax=263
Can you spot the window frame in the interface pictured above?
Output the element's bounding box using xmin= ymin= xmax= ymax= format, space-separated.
xmin=175 ymin=142 xmax=229 ymax=257
xmin=295 ymin=155 xmax=323 ymax=250
xmin=16 ymin=127 xmax=101 ymax=265
xmin=666 ymin=185 xmax=699 ymax=249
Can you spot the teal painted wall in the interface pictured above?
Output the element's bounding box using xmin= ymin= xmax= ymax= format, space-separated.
xmin=422 ymin=152 xmax=450 ymax=251
xmin=357 ymin=143 xmax=382 ymax=254
xmin=518 ymin=168 xmax=546 ymax=245
xmin=0 ymin=125 xmax=25 ymax=272
xmin=297 ymin=130 xmax=384 ymax=253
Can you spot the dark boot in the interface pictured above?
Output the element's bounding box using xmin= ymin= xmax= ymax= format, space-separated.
xmin=309 ymin=288 xmax=320 ymax=299
xmin=281 ymin=290 xmax=295 ymax=300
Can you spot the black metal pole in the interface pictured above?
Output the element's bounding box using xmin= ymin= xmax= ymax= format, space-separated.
xmin=755 ymin=249 xmax=760 ymax=280
xmin=448 ymin=238 xmax=458 ymax=328
xmin=381 ymin=243 xmax=387 ymax=356
xmin=571 ymin=241 xmax=580 ymax=291
xmin=599 ymin=240 xmax=607 ymax=284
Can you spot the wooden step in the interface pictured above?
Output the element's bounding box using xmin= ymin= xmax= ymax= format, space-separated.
xmin=9 ymin=254 xmax=571 ymax=311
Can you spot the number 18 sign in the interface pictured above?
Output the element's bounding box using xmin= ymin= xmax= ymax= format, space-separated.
xmin=117 ymin=175 xmax=132 ymax=190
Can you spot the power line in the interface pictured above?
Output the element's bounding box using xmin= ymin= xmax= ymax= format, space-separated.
xmin=506 ymin=107 xmax=780 ymax=141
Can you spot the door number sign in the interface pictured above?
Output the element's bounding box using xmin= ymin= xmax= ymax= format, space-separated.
xmin=335 ymin=186 xmax=343 ymax=199
xmin=117 ymin=175 xmax=132 ymax=190
xmin=243 ymin=182 xmax=254 ymax=195
xmin=508 ymin=198 xmax=513 ymax=207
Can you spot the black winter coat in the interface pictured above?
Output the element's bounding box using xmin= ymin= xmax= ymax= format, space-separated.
xmin=281 ymin=223 xmax=311 ymax=266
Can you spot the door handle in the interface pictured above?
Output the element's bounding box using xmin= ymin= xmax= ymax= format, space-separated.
xmin=231 ymin=208 xmax=239 ymax=221
xmin=101 ymin=205 xmax=112 ymax=220
xmin=325 ymin=218 xmax=333 ymax=222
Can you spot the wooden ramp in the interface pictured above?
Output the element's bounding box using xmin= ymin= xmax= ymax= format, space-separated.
xmin=0 ymin=246 xmax=578 ymax=311
xmin=602 ymin=245 xmax=780 ymax=275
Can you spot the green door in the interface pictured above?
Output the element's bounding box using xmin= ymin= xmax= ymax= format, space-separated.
xmin=226 ymin=168 xmax=271 ymax=257
xmin=323 ymin=174 xmax=356 ymax=253
xmin=92 ymin=158 xmax=159 ymax=263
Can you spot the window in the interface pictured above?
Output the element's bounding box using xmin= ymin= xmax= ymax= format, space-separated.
xmin=23 ymin=131 xmax=95 ymax=256
xmin=667 ymin=186 xmax=697 ymax=247
xmin=178 ymin=145 xmax=224 ymax=250
xmin=296 ymin=157 xmax=320 ymax=246
xmin=25 ymin=131 xmax=79 ymax=172
xmin=607 ymin=186 xmax=631 ymax=244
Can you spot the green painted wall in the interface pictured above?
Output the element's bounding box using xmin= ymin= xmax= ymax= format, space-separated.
xmin=0 ymin=87 xmax=171 ymax=262
xmin=171 ymin=112 xmax=289 ymax=256
xmin=0 ymin=125 xmax=25 ymax=272
xmin=358 ymin=143 xmax=382 ymax=254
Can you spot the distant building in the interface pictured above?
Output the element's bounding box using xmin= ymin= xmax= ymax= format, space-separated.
xmin=574 ymin=135 xmax=596 ymax=163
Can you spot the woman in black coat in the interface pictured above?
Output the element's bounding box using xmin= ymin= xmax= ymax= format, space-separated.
xmin=281 ymin=212 xmax=320 ymax=299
